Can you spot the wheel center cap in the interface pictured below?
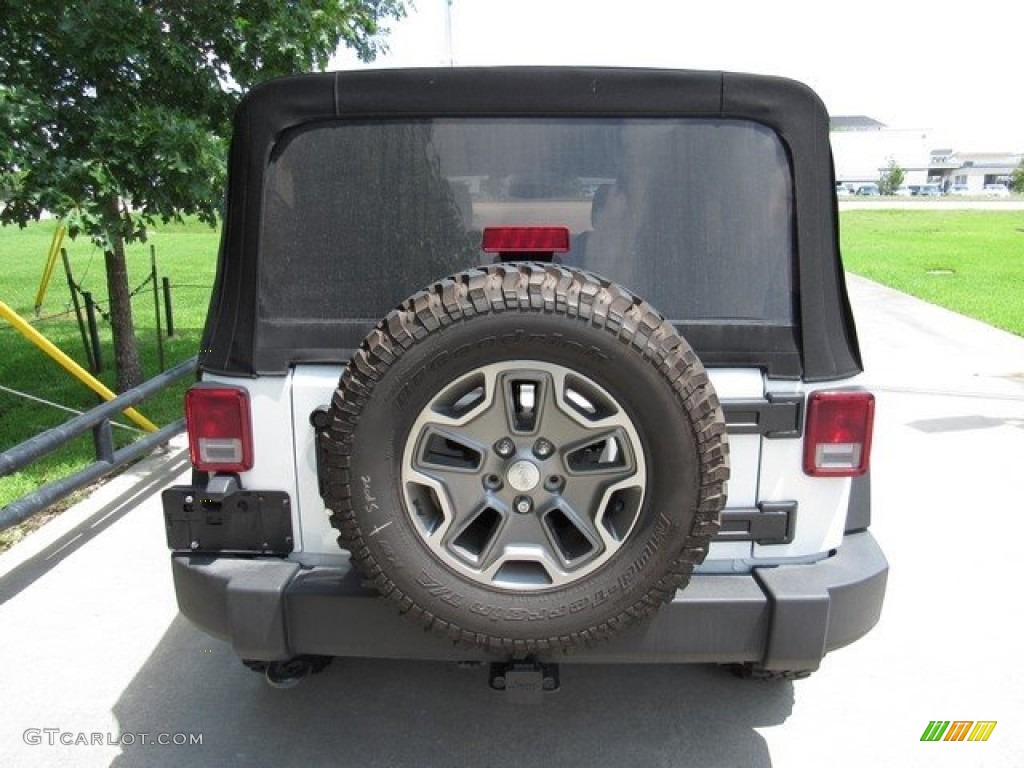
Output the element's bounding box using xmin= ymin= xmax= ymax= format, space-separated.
xmin=506 ymin=460 xmax=541 ymax=492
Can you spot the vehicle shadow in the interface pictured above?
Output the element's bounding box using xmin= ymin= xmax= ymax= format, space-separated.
xmin=0 ymin=447 xmax=190 ymax=607
xmin=110 ymin=615 xmax=792 ymax=768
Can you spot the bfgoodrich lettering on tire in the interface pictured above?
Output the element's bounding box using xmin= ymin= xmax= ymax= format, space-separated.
xmin=322 ymin=263 xmax=729 ymax=654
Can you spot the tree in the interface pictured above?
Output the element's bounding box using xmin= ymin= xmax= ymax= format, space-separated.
xmin=878 ymin=158 xmax=906 ymax=196
xmin=1011 ymin=159 xmax=1024 ymax=194
xmin=0 ymin=0 xmax=404 ymax=392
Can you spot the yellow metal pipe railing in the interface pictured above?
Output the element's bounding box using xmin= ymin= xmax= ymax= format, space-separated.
xmin=0 ymin=299 xmax=158 ymax=433
xmin=34 ymin=223 xmax=66 ymax=313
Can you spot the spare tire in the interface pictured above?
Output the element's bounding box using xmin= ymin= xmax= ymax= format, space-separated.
xmin=322 ymin=263 xmax=728 ymax=654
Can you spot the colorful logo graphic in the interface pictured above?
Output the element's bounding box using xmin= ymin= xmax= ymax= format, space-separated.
xmin=921 ymin=721 xmax=997 ymax=742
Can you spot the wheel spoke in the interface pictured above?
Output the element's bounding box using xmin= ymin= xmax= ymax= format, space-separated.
xmin=563 ymin=428 xmax=635 ymax=476
xmin=413 ymin=427 xmax=484 ymax=473
xmin=541 ymin=504 xmax=602 ymax=564
xmin=408 ymin=457 xmax=490 ymax=532
xmin=425 ymin=376 xmax=518 ymax=451
xmin=446 ymin=504 xmax=507 ymax=567
xmin=476 ymin=513 xmax=554 ymax=575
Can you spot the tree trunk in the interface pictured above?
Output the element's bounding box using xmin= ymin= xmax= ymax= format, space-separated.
xmin=104 ymin=201 xmax=144 ymax=393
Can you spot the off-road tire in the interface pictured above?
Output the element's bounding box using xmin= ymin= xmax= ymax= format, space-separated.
xmin=321 ymin=263 xmax=729 ymax=654
xmin=729 ymin=663 xmax=814 ymax=681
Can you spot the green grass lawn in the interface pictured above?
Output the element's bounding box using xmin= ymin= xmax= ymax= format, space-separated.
xmin=839 ymin=209 xmax=1024 ymax=336
xmin=2 ymin=209 xmax=1023 ymax=544
xmin=0 ymin=218 xmax=219 ymax=537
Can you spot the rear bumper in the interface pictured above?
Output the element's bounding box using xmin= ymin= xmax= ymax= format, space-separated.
xmin=171 ymin=530 xmax=887 ymax=670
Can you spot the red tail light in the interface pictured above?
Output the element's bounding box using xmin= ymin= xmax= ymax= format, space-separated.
xmin=803 ymin=391 xmax=874 ymax=477
xmin=481 ymin=226 xmax=570 ymax=253
xmin=185 ymin=385 xmax=254 ymax=472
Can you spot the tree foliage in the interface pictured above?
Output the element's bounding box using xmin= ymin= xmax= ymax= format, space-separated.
xmin=878 ymin=158 xmax=906 ymax=196
xmin=0 ymin=0 xmax=404 ymax=390
xmin=1011 ymin=159 xmax=1024 ymax=194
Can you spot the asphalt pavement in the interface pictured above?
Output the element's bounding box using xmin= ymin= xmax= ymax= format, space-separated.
xmin=2 ymin=274 xmax=1023 ymax=767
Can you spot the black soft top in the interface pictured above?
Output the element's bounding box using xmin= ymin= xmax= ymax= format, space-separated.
xmin=200 ymin=67 xmax=861 ymax=382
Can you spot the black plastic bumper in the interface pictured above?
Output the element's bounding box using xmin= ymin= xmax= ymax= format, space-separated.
xmin=170 ymin=530 xmax=887 ymax=670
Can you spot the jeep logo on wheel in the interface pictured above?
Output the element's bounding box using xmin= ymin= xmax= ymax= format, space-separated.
xmin=507 ymin=460 xmax=541 ymax=492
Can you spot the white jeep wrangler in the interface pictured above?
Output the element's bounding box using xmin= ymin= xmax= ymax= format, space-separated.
xmin=163 ymin=67 xmax=887 ymax=688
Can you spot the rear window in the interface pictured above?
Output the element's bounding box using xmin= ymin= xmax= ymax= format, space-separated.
xmin=261 ymin=118 xmax=795 ymax=326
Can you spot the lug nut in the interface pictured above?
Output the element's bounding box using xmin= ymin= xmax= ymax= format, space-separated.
xmin=533 ymin=438 xmax=554 ymax=459
xmin=483 ymin=474 xmax=503 ymax=491
xmin=544 ymin=475 xmax=564 ymax=492
xmin=514 ymin=496 xmax=533 ymax=515
xmin=494 ymin=438 xmax=515 ymax=458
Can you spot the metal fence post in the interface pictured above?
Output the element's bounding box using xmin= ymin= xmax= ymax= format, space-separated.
xmin=151 ymin=245 xmax=165 ymax=371
xmin=162 ymin=277 xmax=175 ymax=338
xmin=92 ymin=418 xmax=115 ymax=464
xmin=62 ymin=249 xmax=96 ymax=372
xmin=83 ymin=291 xmax=104 ymax=373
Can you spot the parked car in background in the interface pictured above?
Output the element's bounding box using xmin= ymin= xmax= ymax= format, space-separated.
xmin=983 ymin=184 xmax=1010 ymax=197
xmin=894 ymin=186 xmax=913 ymax=196
xmin=914 ymin=184 xmax=941 ymax=197
xmin=948 ymin=184 xmax=971 ymax=196
xmin=856 ymin=183 xmax=880 ymax=196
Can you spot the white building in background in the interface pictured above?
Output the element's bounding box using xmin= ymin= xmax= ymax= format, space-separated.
xmin=928 ymin=151 xmax=1020 ymax=194
xmin=829 ymin=116 xmax=932 ymax=188
xmin=830 ymin=115 xmax=1020 ymax=194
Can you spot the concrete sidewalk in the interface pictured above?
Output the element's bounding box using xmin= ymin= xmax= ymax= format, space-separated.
xmin=847 ymin=273 xmax=1024 ymax=397
xmin=0 ymin=437 xmax=192 ymax=767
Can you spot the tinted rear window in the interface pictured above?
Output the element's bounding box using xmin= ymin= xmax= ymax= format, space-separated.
xmin=261 ymin=118 xmax=794 ymax=325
